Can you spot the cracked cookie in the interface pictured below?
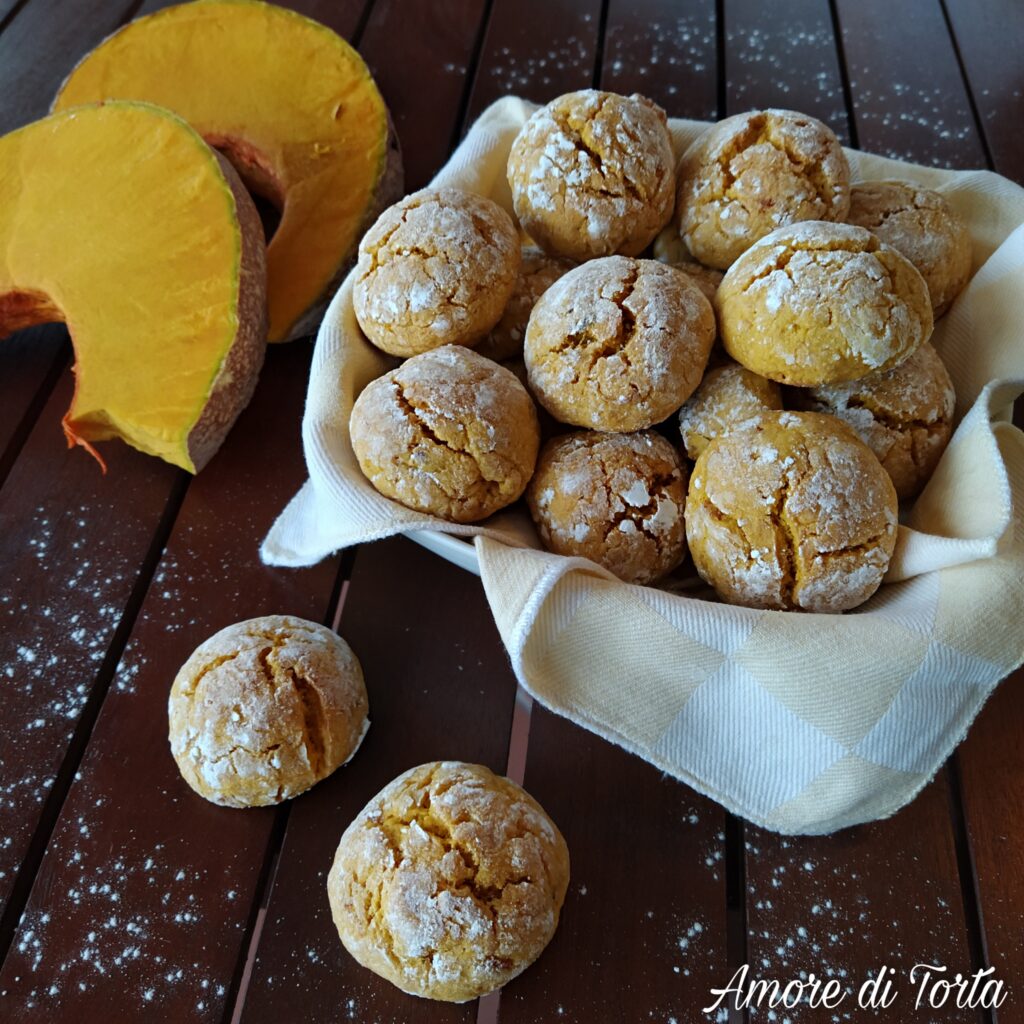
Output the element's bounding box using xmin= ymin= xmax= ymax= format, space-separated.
xmin=476 ymin=247 xmax=575 ymax=363
xmin=847 ymin=181 xmax=972 ymax=318
xmin=791 ymin=342 xmax=955 ymax=500
xmin=349 ymin=345 xmax=540 ymax=522
xmin=353 ymin=187 xmax=520 ymax=356
xmin=716 ymin=221 xmax=934 ymax=386
xmin=524 ymin=256 xmax=716 ymax=431
xmin=168 ymin=616 xmax=369 ymax=808
xmin=675 ymin=108 xmax=851 ymax=270
xmin=507 ymin=89 xmax=675 ymax=261
xmin=678 ymin=361 xmax=783 ymax=460
xmin=527 ymin=431 xmax=689 ymax=584
xmin=685 ymin=411 xmax=898 ymax=612
xmin=327 ymin=761 xmax=570 ymax=1002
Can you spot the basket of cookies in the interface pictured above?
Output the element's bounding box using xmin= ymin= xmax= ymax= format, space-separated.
xmin=263 ymin=93 xmax=1024 ymax=834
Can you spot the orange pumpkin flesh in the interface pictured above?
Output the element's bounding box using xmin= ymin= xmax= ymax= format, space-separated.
xmin=0 ymin=102 xmax=266 ymax=472
xmin=54 ymin=0 xmax=403 ymax=343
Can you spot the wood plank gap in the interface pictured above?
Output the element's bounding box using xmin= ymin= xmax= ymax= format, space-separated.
xmin=715 ymin=0 xmax=726 ymax=119
xmin=0 ymin=468 xmax=191 ymax=963
xmin=946 ymin=755 xmax=998 ymax=1024
xmin=449 ymin=0 xmax=496 ymax=151
xmin=0 ymin=0 xmax=31 ymax=38
xmin=936 ymin=0 xmax=996 ymax=170
xmin=590 ymin=0 xmax=611 ymax=88
xmin=349 ymin=0 xmax=377 ymax=50
xmin=0 ymin=349 xmax=67 ymax=492
xmin=725 ymin=813 xmax=749 ymax=1024
xmin=826 ymin=0 xmax=860 ymax=149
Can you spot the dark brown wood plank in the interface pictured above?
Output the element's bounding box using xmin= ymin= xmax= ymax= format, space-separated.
xmin=237 ymin=538 xmax=519 ymax=1023
xmin=0 ymin=343 xmax=341 ymax=1022
xmin=603 ymin=0 xmax=718 ymax=119
xmin=725 ymin=0 xmax=850 ymax=142
xmin=834 ymin=0 xmax=987 ymax=167
xmin=943 ymin=0 xmax=1024 ymax=182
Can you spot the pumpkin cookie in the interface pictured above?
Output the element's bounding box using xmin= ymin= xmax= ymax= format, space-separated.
xmin=525 ymin=256 xmax=715 ymax=431
xmin=328 ymin=761 xmax=570 ymax=1002
xmin=716 ymin=221 xmax=933 ymax=386
xmin=527 ymin=431 xmax=689 ymax=585
xmin=507 ymin=90 xmax=675 ymax=261
xmin=353 ymin=187 xmax=520 ymax=356
xmin=349 ymin=345 xmax=540 ymax=523
xmin=686 ymin=411 xmax=898 ymax=612
xmin=847 ymin=181 xmax=972 ymax=317
xmin=676 ymin=109 xmax=851 ymax=270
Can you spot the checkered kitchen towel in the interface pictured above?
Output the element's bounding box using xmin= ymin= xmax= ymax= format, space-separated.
xmin=262 ymin=97 xmax=1024 ymax=834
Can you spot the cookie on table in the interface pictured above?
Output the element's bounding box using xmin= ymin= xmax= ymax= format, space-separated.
xmin=676 ymin=109 xmax=851 ymax=270
xmin=525 ymin=256 xmax=716 ymax=432
xmin=527 ymin=431 xmax=689 ymax=585
xmin=716 ymin=221 xmax=933 ymax=386
xmin=847 ymin=180 xmax=972 ymax=317
xmin=507 ymin=89 xmax=675 ymax=261
xmin=791 ymin=342 xmax=955 ymax=501
xmin=685 ymin=411 xmax=898 ymax=612
xmin=349 ymin=345 xmax=540 ymax=523
xmin=476 ymin=247 xmax=575 ymax=363
xmin=168 ymin=616 xmax=368 ymax=808
xmin=353 ymin=187 xmax=520 ymax=357
xmin=327 ymin=761 xmax=570 ymax=1002
xmin=678 ymin=361 xmax=783 ymax=460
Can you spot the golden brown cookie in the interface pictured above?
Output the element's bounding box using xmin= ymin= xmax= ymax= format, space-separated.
xmin=168 ymin=616 xmax=368 ymax=807
xmin=527 ymin=431 xmax=689 ymax=584
xmin=676 ymin=109 xmax=851 ymax=270
xmin=791 ymin=342 xmax=955 ymax=500
xmin=525 ymin=256 xmax=716 ymax=431
xmin=353 ymin=187 xmax=520 ymax=356
xmin=685 ymin=411 xmax=898 ymax=612
xmin=507 ymin=90 xmax=675 ymax=261
xmin=327 ymin=761 xmax=570 ymax=1002
xmin=847 ymin=181 xmax=973 ymax=317
xmin=349 ymin=345 xmax=540 ymax=523
xmin=476 ymin=247 xmax=575 ymax=362
xmin=678 ymin=362 xmax=783 ymax=460
xmin=716 ymin=221 xmax=933 ymax=386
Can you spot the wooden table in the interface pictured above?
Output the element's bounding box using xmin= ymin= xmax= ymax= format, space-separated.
xmin=1 ymin=1 xmax=1022 ymax=1021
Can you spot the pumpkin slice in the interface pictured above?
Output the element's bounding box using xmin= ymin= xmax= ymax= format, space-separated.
xmin=54 ymin=0 xmax=403 ymax=343
xmin=0 ymin=102 xmax=266 ymax=472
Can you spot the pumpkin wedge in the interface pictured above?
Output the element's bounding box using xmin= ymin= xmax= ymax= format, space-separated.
xmin=54 ymin=0 xmax=402 ymax=343
xmin=0 ymin=102 xmax=266 ymax=472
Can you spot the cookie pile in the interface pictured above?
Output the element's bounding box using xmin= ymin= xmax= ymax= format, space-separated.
xmin=349 ymin=91 xmax=971 ymax=614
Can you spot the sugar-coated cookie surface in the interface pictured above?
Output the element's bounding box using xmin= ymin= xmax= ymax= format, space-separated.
xmin=678 ymin=362 xmax=783 ymax=460
xmin=716 ymin=221 xmax=933 ymax=386
xmin=168 ymin=616 xmax=369 ymax=808
xmin=507 ymin=90 xmax=675 ymax=261
xmin=327 ymin=761 xmax=570 ymax=1003
xmin=349 ymin=345 xmax=540 ymax=523
xmin=676 ymin=109 xmax=851 ymax=270
xmin=686 ymin=411 xmax=898 ymax=612
xmin=793 ymin=342 xmax=955 ymax=500
xmin=847 ymin=181 xmax=972 ymax=317
xmin=527 ymin=431 xmax=689 ymax=585
xmin=525 ymin=256 xmax=716 ymax=431
xmin=353 ymin=187 xmax=520 ymax=356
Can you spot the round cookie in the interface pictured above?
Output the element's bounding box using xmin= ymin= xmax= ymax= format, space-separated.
xmin=527 ymin=431 xmax=689 ymax=585
xmin=685 ymin=411 xmax=898 ymax=612
xmin=525 ymin=256 xmax=716 ymax=431
xmin=847 ymin=181 xmax=972 ymax=317
xmin=507 ymin=89 xmax=675 ymax=261
xmin=716 ymin=221 xmax=934 ymax=386
xmin=476 ymin=247 xmax=575 ymax=362
xmin=675 ymin=109 xmax=851 ymax=270
xmin=349 ymin=345 xmax=540 ymax=523
xmin=353 ymin=187 xmax=520 ymax=357
xmin=327 ymin=761 xmax=570 ymax=1003
xmin=678 ymin=362 xmax=783 ymax=460
xmin=792 ymin=342 xmax=955 ymax=500
xmin=168 ymin=616 xmax=368 ymax=808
